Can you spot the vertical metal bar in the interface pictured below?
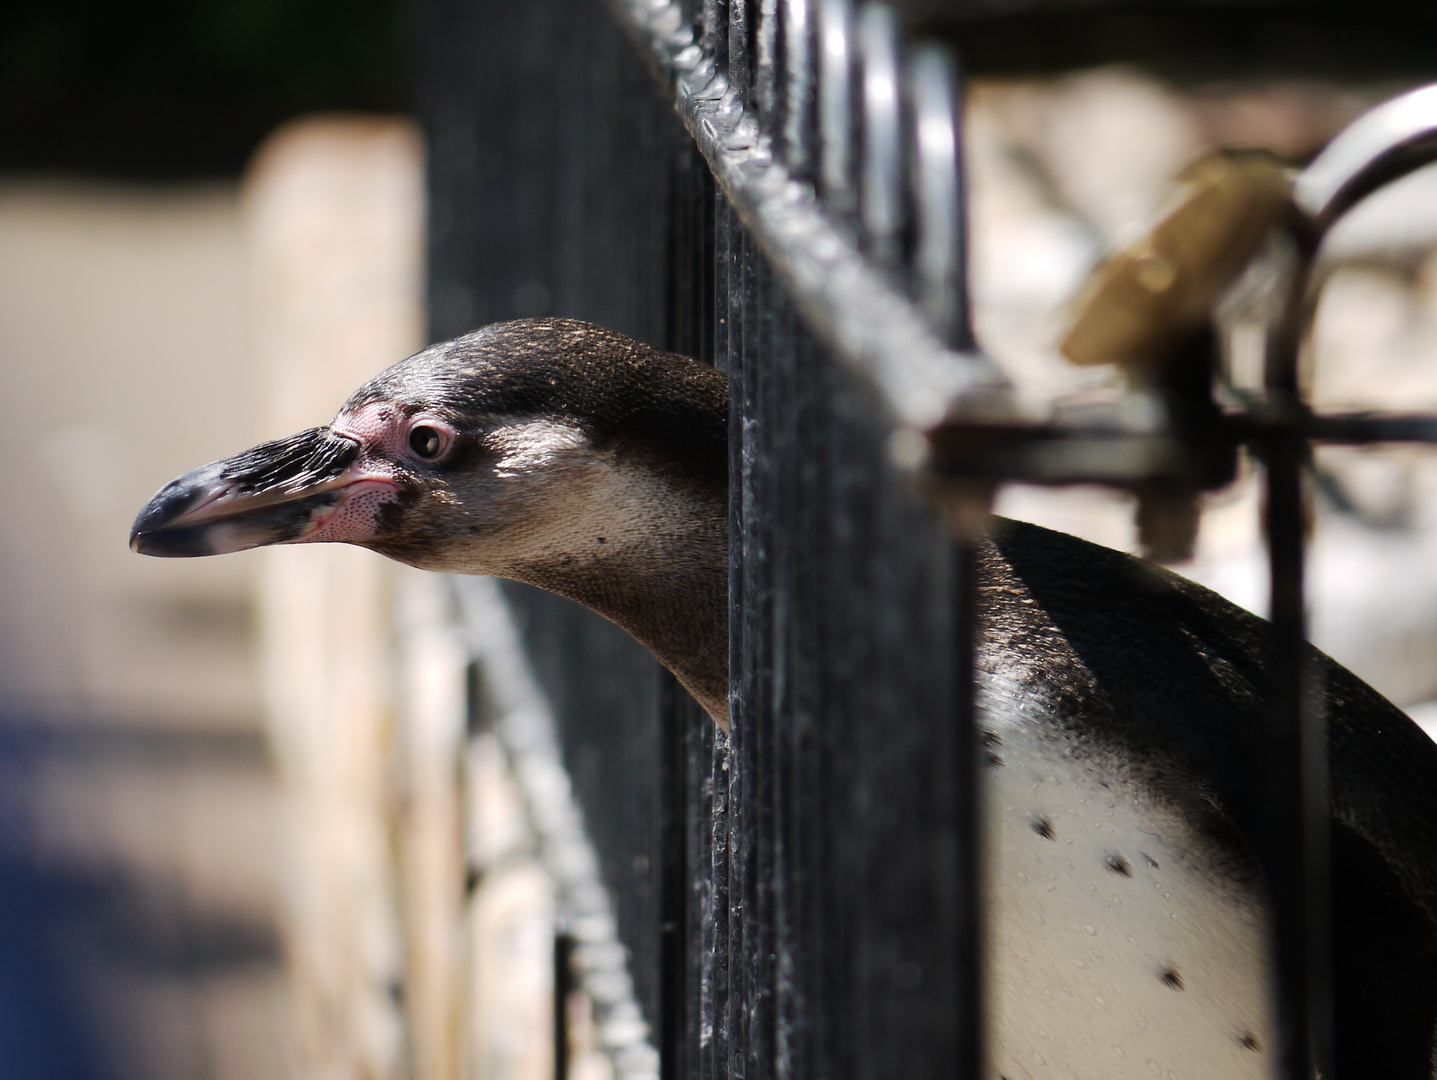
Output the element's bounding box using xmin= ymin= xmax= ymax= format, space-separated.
xmin=951 ymin=536 xmax=984 ymax=1080
xmin=555 ymin=929 xmax=575 ymax=1080
xmin=1262 ymin=262 xmax=1332 ymax=1080
xmin=908 ymin=46 xmax=974 ymax=351
xmin=729 ymin=0 xmax=750 ymax=103
xmin=689 ymin=708 xmax=718 ymax=1080
xmin=755 ymin=0 xmax=780 ymax=122
xmin=741 ymin=225 xmax=782 ymax=1080
xmin=856 ymin=3 xmax=902 ymax=268
xmin=722 ymin=197 xmax=754 ymax=1080
xmin=464 ymin=658 xmax=488 ymax=737
xmin=1263 ymin=434 xmax=1330 ymax=1080
xmin=661 ymin=136 xmax=719 ymax=1080
xmin=701 ymin=0 xmax=730 ymax=95
xmin=706 ymin=730 xmax=732 ymax=1080
xmin=779 ymin=0 xmax=813 ymax=178
xmin=935 ymin=42 xmax=983 ymax=1080
xmin=706 ymin=187 xmax=743 ymax=1080
xmin=659 ymin=670 xmax=690 ymax=1080
xmin=816 ymin=0 xmax=855 ymax=220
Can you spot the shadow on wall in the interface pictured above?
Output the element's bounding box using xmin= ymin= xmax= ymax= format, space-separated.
xmin=0 ymin=855 xmax=110 ymax=1080
xmin=0 ymin=718 xmax=287 ymax=1080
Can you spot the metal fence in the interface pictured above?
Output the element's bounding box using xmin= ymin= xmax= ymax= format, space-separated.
xmin=418 ymin=0 xmax=1437 ymax=1077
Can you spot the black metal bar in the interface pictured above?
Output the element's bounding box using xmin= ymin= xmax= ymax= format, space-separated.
xmin=686 ymin=709 xmax=718 ymax=1080
xmin=923 ymin=406 xmax=1437 ymax=489
xmin=706 ymin=730 xmax=732 ymax=1080
xmin=555 ymin=929 xmax=575 ymax=1080
xmin=464 ymin=658 xmax=489 ymax=738
xmin=1306 ymin=411 xmax=1437 ymax=443
xmin=1261 ymin=250 xmax=1332 ymax=1080
xmin=709 ymin=185 xmax=743 ymax=1080
xmin=951 ymin=535 xmax=984 ymax=1080
xmin=658 ymin=675 xmax=687 ymax=1080
xmin=1261 ymin=428 xmax=1332 ymax=1080
xmin=737 ymin=216 xmax=769 ymax=1080
xmin=661 ymin=135 xmax=717 ymax=1080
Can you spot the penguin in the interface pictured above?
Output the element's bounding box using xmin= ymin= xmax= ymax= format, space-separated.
xmin=131 ymin=318 xmax=1437 ymax=1078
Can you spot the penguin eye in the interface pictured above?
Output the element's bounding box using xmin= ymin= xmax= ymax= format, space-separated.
xmin=408 ymin=425 xmax=445 ymax=460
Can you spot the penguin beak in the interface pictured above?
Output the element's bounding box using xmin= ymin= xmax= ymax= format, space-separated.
xmin=130 ymin=427 xmax=396 ymax=557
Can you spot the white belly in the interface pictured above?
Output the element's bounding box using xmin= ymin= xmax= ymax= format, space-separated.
xmin=984 ymin=695 xmax=1275 ymax=1079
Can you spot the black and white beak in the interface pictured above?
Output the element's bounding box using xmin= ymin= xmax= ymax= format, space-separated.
xmin=130 ymin=426 xmax=381 ymax=557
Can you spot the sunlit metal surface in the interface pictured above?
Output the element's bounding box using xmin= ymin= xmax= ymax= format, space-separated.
xmin=1297 ymin=84 xmax=1437 ymax=235
xmin=612 ymin=0 xmax=1007 ymax=429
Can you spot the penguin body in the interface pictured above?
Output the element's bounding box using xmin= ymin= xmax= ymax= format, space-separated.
xmin=131 ymin=320 xmax=1437 ymax=1076
xmin=980 ymin=524 xmax=1437 ymax=1078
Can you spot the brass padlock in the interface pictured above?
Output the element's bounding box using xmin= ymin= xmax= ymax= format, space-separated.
xmin=1059 ymin=148 xmax=1293 ymax=370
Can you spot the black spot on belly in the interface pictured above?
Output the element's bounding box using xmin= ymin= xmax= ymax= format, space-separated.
xmin=1142 ymin=853 xmax=1159 ymax=869
xmin=1105 ymin=855 xmax=1132 ymax=877
xmin=1160 ymin=967 xmax=1184 ymax=990
xmin=982 ymin=730 xmax=1002 ymax=747
xmin=1237 ymin=1031 xmax=1260 ymax=1051
xmin=985 ymin=752 xmax=1005 ymax=769
xmin=1032 ymin=816 xmax=1055 ymax=840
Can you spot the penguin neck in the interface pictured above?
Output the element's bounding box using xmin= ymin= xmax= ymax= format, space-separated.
xmin=533 ymin=553 xmax=729 ymax=725
xmin=493 ymin=464 xmax=730 ymax=725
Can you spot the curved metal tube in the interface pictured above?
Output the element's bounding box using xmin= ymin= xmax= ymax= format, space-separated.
xmin=1296 ymin=83 xmax=1437 ymax=240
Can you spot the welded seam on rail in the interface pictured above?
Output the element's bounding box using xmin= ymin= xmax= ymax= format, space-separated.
xmin=451 ymin=576 xmax=661 ymax=1080
xmin=605 ymin=0 xmax=1007 ymax=431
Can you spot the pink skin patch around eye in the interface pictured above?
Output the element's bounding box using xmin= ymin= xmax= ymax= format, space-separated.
xmin=294 ymin=403 xmax=455 ymax=545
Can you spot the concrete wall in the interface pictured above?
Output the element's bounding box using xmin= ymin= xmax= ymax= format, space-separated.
xmin=0 ymin=180 xmax=288 ymax=1078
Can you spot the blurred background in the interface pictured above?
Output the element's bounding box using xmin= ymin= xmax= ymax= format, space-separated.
xmin=6 ymin=0 xmax=1437 ymax=1078
xmin=0 ymin=2 xmax=409 ymax=1078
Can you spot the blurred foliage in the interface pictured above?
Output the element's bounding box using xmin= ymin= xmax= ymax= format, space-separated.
xmin=0 ymin=0 xmax=408 ymax=177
